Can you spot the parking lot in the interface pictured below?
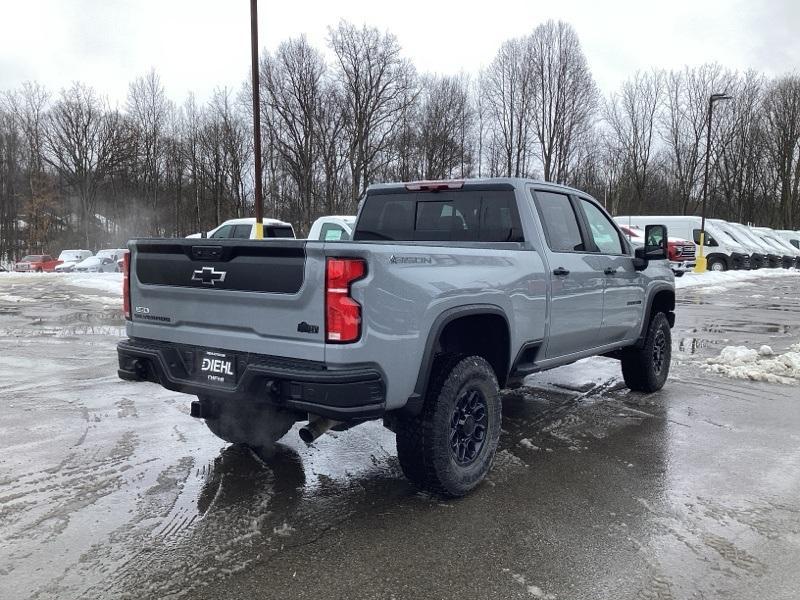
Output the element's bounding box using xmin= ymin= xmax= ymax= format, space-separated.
xmin=1 ymin=271 xmax=800 ymax=600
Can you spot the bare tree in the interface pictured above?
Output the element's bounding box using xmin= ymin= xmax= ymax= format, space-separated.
xmin=127 ymin=69 xmax=170 ymax=234
xmin=328 ymin=20 xmax=417 ymax=202
xmin=604 ymin=70 xmax=664 ymax=213
xmin=482 ymin=38 xmax=534 ymax=177
xmin=762 ymin=74 xmax=800 ymax=228
xmin=43 ymin=82 xmax=127 ymax=246
xmin=417 ymin=74 xmax=474 ymax=179
xmin=529 ymin=20 xmax=598 ymax=183
xmin=261 ymin=36 xmax=325 ymax=229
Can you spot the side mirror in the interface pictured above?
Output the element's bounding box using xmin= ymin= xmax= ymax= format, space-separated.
xmin=633 ymin=224 xmax=668 ymax=270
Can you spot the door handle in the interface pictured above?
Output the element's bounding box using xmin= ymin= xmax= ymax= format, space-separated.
xmin=552 ymin=267 xmax=570 ymax=276
xmin=604 ymin=267 xmax=617 ymax=275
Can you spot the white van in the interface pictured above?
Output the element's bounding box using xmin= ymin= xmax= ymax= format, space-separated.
xmin=187 ymin=218 xmax=296 ymax=240
xmin=614 ymin=215 xmax=749 ymax=271
xmin=723 ymin=222 xmax=782 ymax=268
xmin=775 ymin=230 xmax=800 ymax=251
xmin=307 ymin=216 xmax=356 ymax=241
xmin=707 ymin=220 xmax=767 ymax=270
xmin=752 ymin=227 xmax=800 ymax=268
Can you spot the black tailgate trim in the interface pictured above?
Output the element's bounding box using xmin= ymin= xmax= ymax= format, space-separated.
xmin=134 ymin=239 xmax=306 ymax=294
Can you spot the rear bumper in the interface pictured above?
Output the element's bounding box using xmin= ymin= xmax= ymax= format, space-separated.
xmin=117 ymin=338 xmax=386 ymax=420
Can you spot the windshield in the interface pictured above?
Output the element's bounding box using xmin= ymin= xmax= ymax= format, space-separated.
xmin=21 ymin=255 xmax=43 ymax=262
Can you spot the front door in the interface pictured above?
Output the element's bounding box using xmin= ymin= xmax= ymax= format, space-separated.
xmin=578 ymin=198 xmax=644 ymax=344
xmin=531 ymin=189 xmax=604 ymax=358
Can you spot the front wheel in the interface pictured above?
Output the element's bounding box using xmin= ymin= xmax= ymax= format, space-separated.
xmin=708 ymin=257 xmax=727 ymax=272
xmin=199 ymin=396 xmax=297 ymax=450
xmin=395 ymin=354 xmax=501 ymax=497
xmin=621 ymin=312 xmax=671 ymax=392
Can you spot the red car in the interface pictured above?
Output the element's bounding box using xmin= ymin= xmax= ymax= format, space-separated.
xmin=13 ymin=254 xmax=62 ymax=272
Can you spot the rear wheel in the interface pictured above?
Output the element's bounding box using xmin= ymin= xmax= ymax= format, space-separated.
xmin=621 ymin=312 xmax=671 ymax=392
xmin=199 ymin=396 xmax=297 ymax=450
xmin=708 ymin=257 xmax=726 ymax=272
xmin=395 ymin=354 xmax=501 ymax=497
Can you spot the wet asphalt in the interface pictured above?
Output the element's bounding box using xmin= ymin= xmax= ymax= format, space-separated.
xmin=1 ymin=272 xmax=799 ymax=600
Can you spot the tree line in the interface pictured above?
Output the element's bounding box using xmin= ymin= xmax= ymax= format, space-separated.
xmin=1 ymin=19 xmax=799 ymax=260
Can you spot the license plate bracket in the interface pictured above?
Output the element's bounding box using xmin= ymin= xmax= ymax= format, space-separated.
xmin=197 ymin=351 xmax=237 ymax=386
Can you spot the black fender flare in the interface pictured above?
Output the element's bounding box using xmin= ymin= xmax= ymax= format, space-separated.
xmin=405 ymin=304 xmax=510 ymax=414
xmin=636 ymin=284 xmax=676 ymax=347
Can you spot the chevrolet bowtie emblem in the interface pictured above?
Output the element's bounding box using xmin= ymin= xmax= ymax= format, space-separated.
xmin=192 ymin=266 xmax=227 ymax=286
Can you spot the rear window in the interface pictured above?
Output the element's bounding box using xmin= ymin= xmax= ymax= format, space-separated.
xmin=266 ymin=226 xmax=295 ymax=238
xmin=353 ymin=189 xmax=523 ymax=242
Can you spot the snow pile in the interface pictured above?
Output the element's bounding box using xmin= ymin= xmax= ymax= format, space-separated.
xmin=676 ymin=268 xmax=800 ymax=290
xmin=64 ymin=272 xmax=123 ymax=295
xmin=703 ymin=343 xmax=800 ymax=384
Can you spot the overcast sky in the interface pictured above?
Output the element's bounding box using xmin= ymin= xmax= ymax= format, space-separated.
xmin=1 ymin=0 xmax=797 ymax=105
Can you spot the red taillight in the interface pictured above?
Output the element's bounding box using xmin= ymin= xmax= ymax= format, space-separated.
xmin=123 ymin=251 xmax=131 ymax=320
xmin=326 ymin=258 xmax=366 ymax=343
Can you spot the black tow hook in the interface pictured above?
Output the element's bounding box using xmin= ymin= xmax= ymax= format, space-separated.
xmin=190 ymin=401 xmax=203 ymax=418
xmin=132 ymin=359 xmax=148 ymax=380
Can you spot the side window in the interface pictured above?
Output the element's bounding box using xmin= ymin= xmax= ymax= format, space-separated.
xmin=693 ymin=229 xmax=717 ymax=246
xmin=532 ymin=190 xmax=585 ymax=252
xmin=321 ymin=223 xmax=345 ymax=241
xmin=580 ymin=199 xmax=623 ymax=255
xmin=210 ymin=224 xmax=234 ymax=239
xmin=231 ymin=224 xmax=252 ymax=238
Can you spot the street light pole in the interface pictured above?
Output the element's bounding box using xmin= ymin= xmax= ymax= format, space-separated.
xmin=695 ymin=92 xmax=732 ymax=273
xmin=250 ymin=0 xmax=264 ymax=239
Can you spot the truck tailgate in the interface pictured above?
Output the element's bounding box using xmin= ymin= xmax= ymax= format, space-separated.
xmin=127 ymin=239 xmax=326 ymax=362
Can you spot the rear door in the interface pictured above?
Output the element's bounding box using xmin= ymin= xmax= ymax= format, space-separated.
xmin=577 ymin=197 xmax=644 ymax=344
xmin=128 ymin=239 xmax=327 ymax=361
xmin=530 ymin=189 xmax=603 ymax=358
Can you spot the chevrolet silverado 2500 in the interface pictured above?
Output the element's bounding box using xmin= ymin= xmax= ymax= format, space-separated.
xmin=118 ymin=178 xmax=675 ymax=496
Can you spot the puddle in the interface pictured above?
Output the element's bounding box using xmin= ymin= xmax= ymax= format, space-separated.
xmin=700 ymin=320 xmax=792 ymax=335
xmin=677 ymin=337 xmax=727 ymax=355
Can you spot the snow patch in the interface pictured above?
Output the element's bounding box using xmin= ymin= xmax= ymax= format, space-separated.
xmin=64 ymin=272 xmax=123 ymax=295
xmin=703 ymin=343 xmax=800 ymax=384
xmin=676 ymin=268 xmax=800 ymax=290
xmin=519 ymin=438 xmax=540 ymax=451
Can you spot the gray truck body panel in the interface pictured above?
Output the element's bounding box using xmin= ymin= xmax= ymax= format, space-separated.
xmin=122 ymin=178 xmax=674 ymax=415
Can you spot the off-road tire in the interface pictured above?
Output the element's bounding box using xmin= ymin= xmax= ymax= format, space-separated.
xmin=708 ymin=257 xmax=727 ymax=272
xmin=621 ymin=312 xmax=671 ymax=392
xmin=199 ymin=396 xmax=296 ymax=450
xmin=395 ymin=354 xmax=501 ymax=497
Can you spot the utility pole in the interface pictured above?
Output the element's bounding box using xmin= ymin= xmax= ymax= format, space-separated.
xmin=250 ymin=0 xmax=264 ymax=239
xmin=694 ymin=92 xmax=732 ymax=273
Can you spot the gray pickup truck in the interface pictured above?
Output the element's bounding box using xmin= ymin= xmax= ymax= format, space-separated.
xmin=118 ymin=178 xmax=675 ymax=496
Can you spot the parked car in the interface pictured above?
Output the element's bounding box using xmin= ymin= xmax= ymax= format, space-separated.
xmin=119 ymin=178 xmax=675 ymax=497
xmin=618 ymin=224 xmax=695 ymax=276
xmin=307 ymin=216 xmax=357 ymax=241
xmin=75 ymin=249 xmax=127 ymax=273
xmin=187 ymin=218 xmax=296 ymax=240
xmin=54 ymin=249 xmax=94 ymax=273
xmin=14 ymin=254 xmax=61 ymax=272
xmin=615 ymin=216 xmax=749 ymax=271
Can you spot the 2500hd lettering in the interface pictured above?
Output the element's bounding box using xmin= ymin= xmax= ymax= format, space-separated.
xmin=118 ymin=178 xmax=675 ymax=497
